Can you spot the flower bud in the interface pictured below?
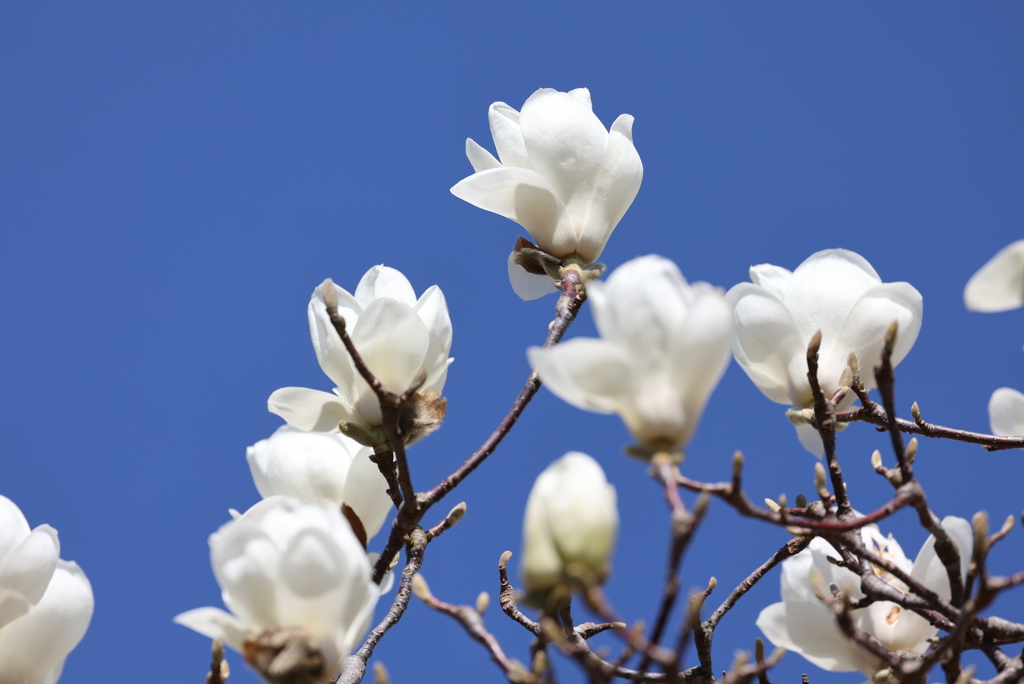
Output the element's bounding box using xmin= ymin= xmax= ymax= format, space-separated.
xmin=521 ymin=453 xmax=618 ymax=601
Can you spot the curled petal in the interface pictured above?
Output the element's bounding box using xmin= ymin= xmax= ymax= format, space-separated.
xmin=757 ymin=601 xmax=878 ymax=674
xmin=413 ymin=285 xmax=453 ymax=375
xmin=0 ymin=497 xmax=31 ymax=562
xmin=727 ymin=283 xmax=805 ymax=405
xmin=174 ymin=606 xmax=248 ymax=652
xmin=354 ymin=265 xmax=417 ymax=308
xmin=450 ymin=167 xmax=576 ymax=256
xmin=964 ymin=240 xmax=1024 ymax=312
xmin=989 ymin=387 xmax=1024 ymax=436
xmin=308 ymin=282 xmax=360 ymax=392
xmin=268 ymin=387 xmax=355 ymax=433
xmin=749 ymin=264 xmax=793 ymax=299
xmin=528 ymin=340 xmax=635 ymax=415
xmin=0 ymin=524 xmax=60 ymax=629
xmin=508 ymin=253 xmax=558 ymax=301
xmin=465 ymin=138 xmax=500 ymax=172
xmin=487 ymin=102 xmax=527 ymax=167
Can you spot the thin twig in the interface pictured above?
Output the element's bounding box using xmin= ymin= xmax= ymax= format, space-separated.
xmin=806 ymin=331 xmax=852 ymax=519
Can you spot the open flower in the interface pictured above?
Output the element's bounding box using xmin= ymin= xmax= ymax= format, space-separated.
xmin=0 ymin=495 xmax=94 ymax=684
xmin=521 ymin=452 xmax=617 ymax=602
xmin=247 ymin=426 xmax=394 ymax=545
xmin=451 ymin=88 xmax=643 ymax=300
xmin=964 ymin=239 xmax=1024 ymax=312
xmin=268 ymin=265 xmax=453 ymax=446
xmin=529 ymin=255 xmax=732 ymax=452
xmin=175 ymin=497 xmax=380 ymax=684
xmin=757 ymin=517 xmax=971 ymax=678
xmin=727 ymin=249 xmax=923 ymax=455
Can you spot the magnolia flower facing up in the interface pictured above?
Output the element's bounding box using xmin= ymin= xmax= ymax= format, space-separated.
xmin=0 ymin=496 xmax=94 ymax=684
xmin=246 ymin=426 xmax=394 ymax=545
xmin=521 ymin=453 xmax=617 ymax=602
xmin=727 ymin=249 xmax=923 ymax=455
xmin=175 ymin=497 xmax=381 ymax=684
xmin=269 ymin=265 xmax=453 ymax=446
xmin=757 ymin=517 xmax=971 ymax=678
xmin=964 ymin=240 xmax=1024 ymax=312
xmin=529 ymin=255 xmax=732 ymax=452
xmin=451 ymin=88 xmax=643 ymax=300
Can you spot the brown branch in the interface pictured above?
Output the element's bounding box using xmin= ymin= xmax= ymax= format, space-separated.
xmin=806 ymin=331 xmax=852 ymax=519
xmin=835 ymin=405 xmax=1024 ymax=452
xmin=336 ymin=528 xmax=427 ymax=684
xmin=498 ymin=550 xmax=541 ymax=635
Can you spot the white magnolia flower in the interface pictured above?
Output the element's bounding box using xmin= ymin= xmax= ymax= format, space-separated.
xmin=175 ymin=497 xmax=380 ymax=682
xmin=247 ymin=426 xmax=394 ymax=542
xmin=268 ymin=265 xmax=453 ymax=444
xmin=0 ymin=496 xmax=94 ymax=684
xmin=989 ymin=387 xmax=1024 ymax=436
xmin=451 ymin=88 xmax=643 ymax=300
xmin=727 ymin=249 xmax=923 ymax=455
xmin=964 ymin=240 xmax=1024 ymax=312
xmin=757 ymin=517 xmax=972 ymax=678
xmin=521 ymin=452 xmax=617 ymax=598
xmin=529 ymin=256 xmax=732 ymax=451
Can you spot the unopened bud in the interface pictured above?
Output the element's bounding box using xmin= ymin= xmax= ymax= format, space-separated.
xmin=955 ymin=665 xmax=977 ymax=684
xmin=848 ymin=353 xmax=860 ymax=381
xmin=814 ymin=462 xmax=828 ymax=495
xmin=871 ymin=450 xmax=882 ymax=469
xmin=777 ymin=493 xmax=788 ymax=509
xmin=732 ymin=451 xmax=744 ymax=480
xmin=807 ymin=330 xmax=822 ymax=357
xmin=911 ymin=402 xmax=922 ymax=422
xmin=764 ymin=498 xmax=781 ymax=513
xmin=795 ymin=493 xmax=807 ymax=509
xmin=475 ymin=591 xmax=490 ymax=615
xmin=531 ymin=649 xmax=548 ymax=676
xmin=973 ymin=511 xmax=990 ymax=554
xmin=872 ymin=668 xmax=893 ymax=683
xmin=320 ymin=278 xmax=338 ymax=311
xmin=839 ymin=366 xmax=853 ymax=390
xmin=411 ymin=574 xmax=433 ymax=603
xmin=374 ymin=661 xmax=390 ymax=684
xmin=1000 ymin=514 xmax=1015 ymax=537
xmin=884 ymin=321 xmax=899 ymax=355
xmin=905 ymin=438 xmax=918 ymax=464
xmin=446 ymin=502 xmax=467 ymax=527
xmin=754 ymin=637 xmax=765 ymax=663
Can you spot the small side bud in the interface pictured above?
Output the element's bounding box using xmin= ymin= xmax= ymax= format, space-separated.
xmin=446 ymin=502 xmax=467 ymax=527
xmin=765 ymin=498 xmax=781 ymax=513
xmin=731 ymin=451 xmax=744 ymax=481
xmin=905 ymin=438 xmax=918 ymax=464
xmin=475 ymin=591 xmax=490 ymax=615
xmin=973 ymin=511 xmax=990 ymax=554
xmin=848 ymin=352 xmax=860 ymax=381
xmin=531 ymin=649 xmax=548 ymax=676
xmin=777 ymin=493 xmax=788 ymax=509
xmin=807 ymin=330 xmax=822 ymax=357
xmin=754 ymin=637 xmax=765 ymax=663
xmin=373 ymin=662 xmax=390 ymax=684
xmin=884 ymin=321 xmax=899 ymax=355
xmin=320 ymin=278 xmax=338 ymax=311
xmin=411 ymin=574 xmax=433 ymax=603
xmin=871 ymin=450 xmax=882 ymax=470
xmin=499 ymin=550 xmax=513 ymax=569
xmin=795 ymin=493 xmax=807 ymax=509
xmin=814 ymin=462 xmax=828 ymax=496
xmin=955 ymin=665 xmax=977 ymax=684
xmin=1000 ymin=514 xmax=1015 ymax=537
xmin=911 ymin=402 xmax=922 ymax=422
xmin=839 ymin=366 xmax=853 ymax=390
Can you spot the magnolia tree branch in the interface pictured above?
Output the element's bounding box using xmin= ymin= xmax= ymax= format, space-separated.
xmin=806 ymin=331 xmax=853 ymax=519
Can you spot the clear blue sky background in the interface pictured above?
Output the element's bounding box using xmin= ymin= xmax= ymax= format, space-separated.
xmin=2 ymin=4 xmax=1022 ymax=683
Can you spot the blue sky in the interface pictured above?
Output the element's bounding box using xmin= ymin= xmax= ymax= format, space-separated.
xmin=1 ymin=3 xmax=1022 ymax=683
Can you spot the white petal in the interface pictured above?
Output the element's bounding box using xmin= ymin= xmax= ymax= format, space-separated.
xmin=964 ymin=240 xmax=1024 ymax=312
xmin=0 ymin=524 xmax=59 ymax=629
xmin=354 ymin=265 xmax=417 ymax=308
xmin=821 ymin=281 xmax=923 ymax=394
xmin=0 ymin=560 xmax=94 ymax=684
xmin=784 ymin=249 xmax=882 ymax=344
xmin=567 ymin=88 xmax=593 ymax=109
xmin=0 ymin=497 xmax=31 ymax=562
xmin=795 ymin=422 xmax=825 ymax=457
xmin=487 ymin=102 xmax=527 ymax=167
xmin=989 ymin=387 xmax=1024 ymax=436
xmin=308 ymin=282 xmax=360 ymax=392
xmin=412 ymin=285 xmax=453 ymax=381
xmin=575 ymin=120 xmax=643 ymax=263
xmin=268 ymin=387 xmax=356 ymax=433
xmin=749 ymin=264 xmax=793 ymax=299
xmin=757 ymin=601 xmax=876 ymax=674
xmin=528 ymin=340 xmax=635 ymax=414
xmin=465 ymin=138 xmax=501 ymax=172
xmin=727 ymin=282 xmax=806 ymax=405
xmin=342 ymin=450 xmax=394 ymax=541
xmin=507 ymin=253 xmax=558 ymax=301
xmin=174 ymin=606 xmax=248 ymax=653
xmin=350 ymin=299 xmax=429 ymax=424
xmin=246 ymin=426 xmax=354 ymax=508
xmin=211 ymin=522 xmax=281 ymax=630
xmin=519 ymin=88 xmax=610 ymax=234
xmin=451 ymin=167 xmax=577 ymax=256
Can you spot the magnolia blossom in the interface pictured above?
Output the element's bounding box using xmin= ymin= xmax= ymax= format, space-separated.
xmin=451 ymin=88 xmax=643 ymax=300
xmin=964 ymin=239 xmax=1024 ymax=312
xmin=989 ymin=387 xmax=1024 ymax=436
xmin=0 ymin=496 xmax=93 ymax=684
xmin=521 ymin=452 xmax=617 ymax=599
xmin=246 ymin=426 xmax=393 ymax=542
xmin=529 ymin=255 xmax=732 ymax=451
xmin=175 ymin=497 xmax=380 ymax=682
xmin=269 ymin=265 xmax=453 ymax=444
xmin=727 ymin=249 xmax=923 ymax=455
xmin=757 ymin=517 xmax=971 ymax=678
